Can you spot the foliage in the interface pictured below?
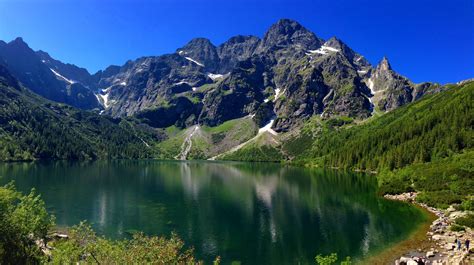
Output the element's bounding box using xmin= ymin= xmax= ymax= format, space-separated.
xmin=51 ymin=222 xmax=201 ymax=264
xmin=0 ymin=83 xmax=162 ymax=161
xmin=377 ymin=151 xmax=473 ymax=208
xmin=315 ymin=253 xmax=338 ymax=265
xmin=450 ymin=224 xmax=465 ymax=232
xmin=0 ymin=182 xmax=55 ymax=264
xmin=315 ymin=253 xmax=351 ymax=265
xmin=455 ymin=214 xmax=474 ymax=229
xmin=299 ymin=82 xmax=473 ymax=171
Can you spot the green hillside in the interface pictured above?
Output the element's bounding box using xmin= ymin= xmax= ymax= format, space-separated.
xmin=296 ymin=82 xmax=473 ymax=170
xmin=0 ymin=76 xmax=162 ymax=161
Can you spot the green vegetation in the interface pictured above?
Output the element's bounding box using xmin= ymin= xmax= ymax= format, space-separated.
xmin=0 ymin=82 xmax=162 ymax=161
xmin=377 ymin=151 xmax=473 ymax=208
xmin=156 ymin=117 xmax=258 ymax=159
xmin=155 ymin=127 xmax=187 ymax=159
xmin=222 ymin=144 xmax=284 ymax=162
xmin=298 ymin=82 xmax=473 ymax=171
xmin=450 ymin=224 xmax=465 ymax=232
xmin=455 ymin=214 xmax=474 ymax=229
xmin=315 ymin=253 xmax=351 ymax=265
xmin=50 ymin=222 xmax=200 ymax=264
xmin=293 ymin=82 xmax=473 ymax=208
xmin=0 ymin=183 xmax=202 ymax=264
xmin=0 ymin=182 xmax=54 ymax=263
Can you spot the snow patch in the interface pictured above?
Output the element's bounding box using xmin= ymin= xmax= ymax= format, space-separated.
xmin=50 ymin=68 xmax=75 ymax=84
xmin=192 ymin=87 xmax=198 ymax=91
xmin=120 ymin=81 xmax=126 ymax=86
xmin=96 ymin=87 xmax=113 ymax=108
xmin=258 ymin=119 xmax=277 ymax=136
xmin=185 ymin=57 xmax=204 ymax=67
xmin=99 ymin=93 xmax=110 ymax=108
xmin=308 ymin=45 xmax=340 ymax=55
xmin=367 ymin=78 xmax=375 ymax=91
xmin=174 ymin=80 xmax=189 ymax=86
xmin=357 ymin=70 xmax=368 ymax=74
xmin=274 ymin=88 xmax=281 ymax=101
xmin=207 ymin=73 xmax=224 ymax=81
xmin=41 ymin=60 xmax=46 ymax=63
xmin=264 ymin=98 xmax=270 ymax=103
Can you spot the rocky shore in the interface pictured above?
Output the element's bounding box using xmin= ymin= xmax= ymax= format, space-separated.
xmin=384 ymin=192 xmax=473 ymax=265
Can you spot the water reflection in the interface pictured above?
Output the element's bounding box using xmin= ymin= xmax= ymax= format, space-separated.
xmin=0 ymin=161 xmax=426 ymax=264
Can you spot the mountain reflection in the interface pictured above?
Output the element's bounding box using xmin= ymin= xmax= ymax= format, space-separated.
xmin=0 ymin=161 xmax=426 ymax=264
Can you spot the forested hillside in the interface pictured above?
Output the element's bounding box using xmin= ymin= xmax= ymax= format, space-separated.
xmin=0 ymin=67 xmax=162 ymax=161
xmin=296 ymin=82 xmax=473 ymax=171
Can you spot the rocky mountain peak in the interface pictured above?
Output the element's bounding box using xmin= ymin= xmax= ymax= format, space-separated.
xmin=180 ymin=37 xmax=215 ymax=50
xmin=324 ymin=37 xmax=345 ymax=49
xmin=177 ymin=37 xmax=219 ymax=71
xmin=223 ymin=35 xmax=259 ymax=45
xmin=256 ymin=18 xmax=322 ymax=53
xmin=377 ymin=56 xmax=392 ymax=72
xmin=10 ymin=37 xmax=27 ymax=45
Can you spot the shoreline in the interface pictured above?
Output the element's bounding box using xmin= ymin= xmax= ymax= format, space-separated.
xmin=373 ymin=193 xmax=473 ymax=264
xmin=362 ymin=199 xmax=436 ymax=264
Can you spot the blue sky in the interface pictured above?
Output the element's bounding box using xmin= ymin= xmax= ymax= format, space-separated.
xmin=0 ymin=0 xmax=473 ymax=83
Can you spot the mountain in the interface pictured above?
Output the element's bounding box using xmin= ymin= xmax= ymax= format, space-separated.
xmin=85 ymin=19 xmax=437 ymax=133
xmin=221 ymin=81 xmax=473 ymax=170
xmin=0 ymin=18 xmax=457 ymax=161
xmin=0 ymin=38 xmax=100 ymax=109
xmin=0 ymin=64 xmax=161 ymax=161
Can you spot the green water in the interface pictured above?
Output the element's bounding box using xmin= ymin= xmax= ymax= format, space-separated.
xmin=0 ymin=161 xmax=426 ymax=264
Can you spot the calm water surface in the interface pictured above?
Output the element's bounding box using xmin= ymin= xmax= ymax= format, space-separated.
xmin=0 ymin=161 xmax=426 ymax=264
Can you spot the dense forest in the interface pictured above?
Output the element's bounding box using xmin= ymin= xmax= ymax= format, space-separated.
xmin=298 ymin=82 xmax=473 ymax=170
xmin=0 ymin=73 xmax=162 ymax=161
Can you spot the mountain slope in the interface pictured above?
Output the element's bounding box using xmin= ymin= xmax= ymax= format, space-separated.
xmin=0 ymin=38 xmax=99 ymax=109
xmin=0 ymin=65 xmax=161 ymax=161
xmin=85 ymin=19 xmax=436 ymax=132
xmin=296 ymin=81 xmax=472 ymax=170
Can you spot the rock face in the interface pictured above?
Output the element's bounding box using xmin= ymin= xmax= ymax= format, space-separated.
xmin=255 ymin=18 xmax=323 ymax=55
xmin=0 ymin=38 xmax=99 ymax=109
xmin=0 ymin=19 xmax=441 ymax=131
xmin=217 ymin=35 xmax=260 ymax=73
xmin=368 ymin=57 xmax=437 ymax=111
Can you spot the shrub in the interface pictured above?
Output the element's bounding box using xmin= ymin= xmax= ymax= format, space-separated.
xmin=450 ymin=224 xmax=465 ymax=232
xmin=51 ymin=221 xmax=202 ymax=264
xmin=0 ymin=182 xmax=55 ymax=264
xmin=416 ymin=191 xmax=463 ymax=209
xmin=455 ymin=214 xmax=474 ymax=229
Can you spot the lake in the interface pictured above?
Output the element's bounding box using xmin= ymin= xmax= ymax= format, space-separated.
xmin=0 ymin=161 xmax=426 ymax=264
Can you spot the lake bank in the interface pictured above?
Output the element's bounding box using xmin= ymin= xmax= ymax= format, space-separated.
xmin=362 ymin=200 xmax=435 ymax=264
xmin=376 ymin=193 xmax=473 ymax=264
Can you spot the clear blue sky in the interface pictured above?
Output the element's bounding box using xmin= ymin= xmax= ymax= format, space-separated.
xmin=0 ymin=0 xmax=473 ymax=84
